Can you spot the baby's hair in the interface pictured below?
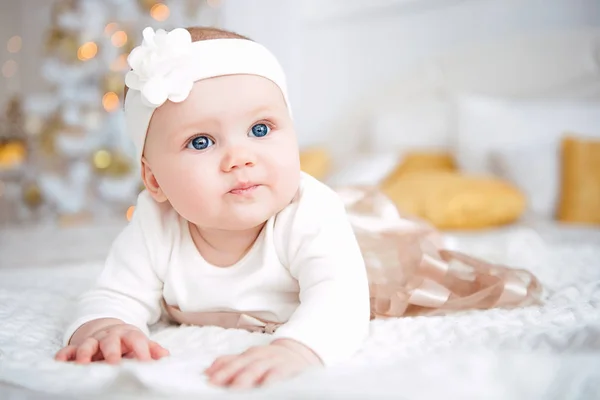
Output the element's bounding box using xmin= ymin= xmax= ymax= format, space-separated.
xmin=122 ymin=26 xmax=251 ymax=100
xmin=186 ymin=26 xmax=251 ymax=42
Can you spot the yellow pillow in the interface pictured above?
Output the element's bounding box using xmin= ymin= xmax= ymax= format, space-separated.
xmin=300 ymin=147 xmax=331 ymax=180
xmin=557 ymin=135 xmax=600 ymax=225
xmin=382 ymin=151 xmax=457 ymax=189
xmin=382 ymin=171 xmax=526 ymax=230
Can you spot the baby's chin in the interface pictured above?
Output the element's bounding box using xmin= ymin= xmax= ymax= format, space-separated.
xmin=187 ymin=207 xmax=276 ymax=232
xmin=193 ymin=217 xmax=268 ymax=232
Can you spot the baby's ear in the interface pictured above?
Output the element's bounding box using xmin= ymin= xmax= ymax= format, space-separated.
xmin=141 ymin=157 xmax=168 ymax=203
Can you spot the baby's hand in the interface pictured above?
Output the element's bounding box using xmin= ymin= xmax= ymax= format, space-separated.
xmin=55 ymin=322 xmax=169 ymax=364
xmin=205 ymin=339 xmax=322 ymax=389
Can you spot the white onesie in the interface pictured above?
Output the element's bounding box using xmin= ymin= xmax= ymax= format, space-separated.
xmin=63 ymin=172 xmax=371 ymax=366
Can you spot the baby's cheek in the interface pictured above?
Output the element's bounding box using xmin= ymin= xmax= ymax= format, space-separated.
xmin=274 ymin=161 xmax=301 ymax=203
xmin=176 ymin=190 xmax=220 ymax=226
xmin=167 ymin=166 xmax=220 ymax=217
xmin=273 ymin=143 xmax=300 ymax=174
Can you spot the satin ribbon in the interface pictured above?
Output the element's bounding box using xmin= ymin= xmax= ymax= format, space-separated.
xmin=164 ymin=303 xmax=281 ymax=334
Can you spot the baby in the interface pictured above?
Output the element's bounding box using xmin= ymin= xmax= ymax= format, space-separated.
xmin=55 ymin=24 xmax=544 ymax=390
xmin=55 ymin=26 xmax=371 ymax=389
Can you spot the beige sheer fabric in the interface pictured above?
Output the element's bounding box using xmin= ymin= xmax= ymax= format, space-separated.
xmin=339 ymin=187 xmax=542 ymax=318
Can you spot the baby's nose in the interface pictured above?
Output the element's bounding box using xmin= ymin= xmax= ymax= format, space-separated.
xmin=221 ymin=146 xmax=256 ymax=171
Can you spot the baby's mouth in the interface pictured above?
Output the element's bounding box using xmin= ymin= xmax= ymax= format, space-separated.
xmin=229 ymin=183 xmax=261 ymax=196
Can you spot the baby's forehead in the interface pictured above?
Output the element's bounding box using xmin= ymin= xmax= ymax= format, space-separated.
xmin=192 ymin=73 xmax=286 ymax=97
xmin=180 ymin=75 xmax=287 ymax=112
xmin=148 ymin=76 xmax=288 ymax=133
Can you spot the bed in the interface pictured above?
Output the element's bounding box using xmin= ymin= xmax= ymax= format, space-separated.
xmin=2 ymin=4 xmax=600 ymax=399
xmin=1 ymin=218 xmax=600 ymax=399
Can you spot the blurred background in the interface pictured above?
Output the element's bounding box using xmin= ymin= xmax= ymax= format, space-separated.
xmin=1 ymin=0 xmax=599 ymax=267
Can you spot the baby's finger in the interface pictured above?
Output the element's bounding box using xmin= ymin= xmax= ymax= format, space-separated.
xmin=99 ymin=335 xmax=122 ymax=364
xmin=230 ymin=361 xmax=273 ymax=389
xmin=75 ymin=338 xmax=99 ymax=364
xmin=121 ymin=331 xmax=151 ymax=361
xmin=54 ymin=345 xmax=77 ymax=362
xmin=209 ymin=354 xmax=258 ymax=386
xmin=149 ymin=341 xmax=170 ymax=360
xmin=260 ymin=367 xmax=289 ymax=386
xmin=204 ymin=354 xmax=237 ymax=375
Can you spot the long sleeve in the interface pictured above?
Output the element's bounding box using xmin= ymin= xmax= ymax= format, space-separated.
xmin=62 ymin=192 xmax=167 ymax=346
xmin=272 ymin=175 xmax=371 ymax=366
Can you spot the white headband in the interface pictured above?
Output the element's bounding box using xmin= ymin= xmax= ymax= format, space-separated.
xmin=123 ymin=27 xmax=291 ymax=161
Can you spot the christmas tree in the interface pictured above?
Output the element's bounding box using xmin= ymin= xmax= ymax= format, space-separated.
xmin=0 ymin=96 xmax=27 ymax=171
xmin=18 ymin=0 xmax=220 ymax=226
xmin=0 ymin=96 xmax=30 ymax=225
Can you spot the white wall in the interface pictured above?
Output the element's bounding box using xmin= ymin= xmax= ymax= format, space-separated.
xmin=0 ymin=0 xmax=57 ymax=110
xmin=221 ymin=0 xmax=600 ymax=159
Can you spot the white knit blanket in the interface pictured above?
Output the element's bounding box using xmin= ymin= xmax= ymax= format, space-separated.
xmin=1 ymin=223 xmax=600 ymax=399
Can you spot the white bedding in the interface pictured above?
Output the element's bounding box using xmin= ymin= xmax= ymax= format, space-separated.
xmin=1 ymin=221 xmax=600 ymax=399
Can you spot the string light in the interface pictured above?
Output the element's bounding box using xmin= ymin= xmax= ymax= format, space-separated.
xmin=77 ymin=42 xmax=98 ymax=61
xmin=93 ymin=150 xmax=112 ymax=169
xmin=104 ymin=22 xmax=118 ymax=36
xmin=111 ymin=31 xmax=128 ymax=47
xmin=7 ymin=36 xmax=22 ymax=53
xmin=2 ymin=60 xmax=17 ymax=78
xmin=126 ymin=205 xmax=135 ymax=221
xmin=102 ymin=92 xmax=120 ymax=112
xmin=150 ymin=3 xmax=170 ymax=21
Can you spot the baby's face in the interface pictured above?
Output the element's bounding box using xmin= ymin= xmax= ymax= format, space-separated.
xmin=143 ymin=74 xmax=300 ymax=231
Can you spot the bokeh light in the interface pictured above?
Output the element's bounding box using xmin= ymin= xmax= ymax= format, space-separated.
xmin=126 ymin=206 xmax=135 ymax=221
xmin=104 ymin=22 xmax=118 ymax=36
xmin=102 ymin=92 xmax=120 ymax=112
xmin=7 ymin=36 xmax=22 ymax=53
xmin=77 ymin=42 xmax=98 ymax=61
xmin=150 ymin=4 xmax=170 ymax=21
xmin=111 ymin=31 xmax=128 ymax=47
xmin=93 ymin=150 xmax=112 ymax=169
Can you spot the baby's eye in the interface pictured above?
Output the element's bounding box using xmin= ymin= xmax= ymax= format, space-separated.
xmin=249 ymin=123 xmax=270 ymax=138
xmin=187 ymin=135 xmax=214 ymax=150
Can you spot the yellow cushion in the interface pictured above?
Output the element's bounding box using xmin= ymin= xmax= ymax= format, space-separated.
xmin=382 ymin=151 xmax=457 ymax=189
xmin=300 ymin=147 xmax=331 ymax=180
xmin=382 ymin=171 xmax=526 ymax=230
xmin=557 ymin=135 xmax=600 ymax=225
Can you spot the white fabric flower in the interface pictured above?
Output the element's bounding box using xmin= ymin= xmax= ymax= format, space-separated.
xmin=125 ymin=27 xmax=195 ymax=107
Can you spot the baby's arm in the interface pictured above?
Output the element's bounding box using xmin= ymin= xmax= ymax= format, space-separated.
xmin=56 ymin=193 xmax=168 ymax=363
xmin=271 ymin=192 xmax=371 ymax=366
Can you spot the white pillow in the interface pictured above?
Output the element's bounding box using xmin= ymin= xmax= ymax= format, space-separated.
xmin=455 ymin=95 xmax=600 ymax=217
xmin=326 ymin=153 xmax=398 ymax=188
